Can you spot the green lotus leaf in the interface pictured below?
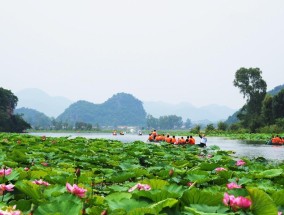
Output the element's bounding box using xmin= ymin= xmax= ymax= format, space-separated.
xmin=247 ymin=187 xmax=278 ymax=215
xmin=3 ymin=161 xmax=18 ymax=168
xmin=43 ymin=185 xmax=66 ymax=198
xmin=5 ymin=169 xmax=19 ymax=181
xmin=181 ymin=188 xmax=223 ymax=206
xmin=199 ymin=162 xmax=219 ymax=171
xmin=119 ymin=162 xmax=140 ymax=171
xmin=185 ymin=171 xmax=211 ymax=183
xmin=237 ymin=177 xmax=253 ymax=185
xmin=107 ymin=198 xmax=149 ymax=212
xmin=128 ymin=207 xmax=156 ymax=215
xmin=105 ymin=192 xmax=132 ymax=202
xmin=271 ymin=190 xmax=284 ymax=206
xmin=15 ymin=180 xmax=45 ymax=204
xmin=140 ymin=179 xmax=169 ymax=189
xmin=31 ymin=170 xmax=49 ymax=179
xmin=190 ymin=204 xmax=229 ymax=214
xmin=8 ymin=199 xmax=32 ymax=212
xmin=256 ymin=169 xmax=283 ymax=178
xmin=108 ymin=172 xmax=136 ymax=183
xmin=148 ymin=198 xmax=178 ymax=213
xmin=34 ymin=194 xmax=83 ymax=215
xmin=171 ymin=160 xmax=190 ymax=168
xmin=183 ymin=206 xmax=233 ymax=215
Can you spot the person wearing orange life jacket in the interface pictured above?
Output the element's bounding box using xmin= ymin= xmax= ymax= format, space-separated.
xmin=155 ymin=135 xmax=162 ymax=142
xmin=148 ymin=134 xmax=154 ymax=142
xmin=171 ymin=136 xmax=177 ymax=144
xmin=160 ymin=134 xmax=165 ymax=142
xmin=151 ymin=130 xmax=157 ymax=138
xmin=272 ymin=135 xmax=281 ymax=144
xmin=189 ymin=136 xmax=195 ymax=145
xmin=165 ymin=135 xmax=172 ymax=143
xmin=178 ymin=137 xmax=186 ymax=145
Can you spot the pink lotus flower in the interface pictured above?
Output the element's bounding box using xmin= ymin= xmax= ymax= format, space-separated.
xmin=207 ymin=154 xmax=213 ymax=158
xmin=215 ymin=167 xmax=227 ymax=172
xmin=0 ymin=184 xmax=14 ymax=195
xmin=227 ymin=182 xmax=242 ymax=189
xmin=0 ymin=168 xmax=12 ymax=177
xmin=128 ymin=183 xmax=151 ymax=192
xmin=0 ymin=205 xmax=22 ymax=215
xmin=223 ymin=192 xmax=251 ymax=211
xmin=223 ymin=192 xmax=236 ymax=206
xmin=66 ymin=183 xmax=87 ymax=198
xmin=41 ymin=162 xmax=48 ymax=166
xmin=236 ymin=160 xmax=246 ymax=166
xmin=24 ymin=167 xmax=29 ymax=171
xmin=234 ymin=196 xmax=252 ymax=209
xmin=278 ymin=212 xmax=282 ymax=215
xmin=32 ymin=179 xmax=50 ymax=186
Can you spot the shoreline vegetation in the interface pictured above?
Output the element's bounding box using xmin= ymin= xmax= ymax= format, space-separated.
xmin=26 ymin=129 xmax=284 ymax=142
xmin=0 ymin=132 xmax=283 ymax=214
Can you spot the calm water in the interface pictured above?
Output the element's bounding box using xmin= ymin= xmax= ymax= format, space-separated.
xmin=29 ymin=132 xmax=284 ymax=161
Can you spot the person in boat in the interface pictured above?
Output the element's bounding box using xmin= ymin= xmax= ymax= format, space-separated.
xmin=272 ymin=135 xmax=282 ymax=145
xmin=151 ymin=130 xmax=157 ymax=139
xmin=178 ymin=137 xmax=186 ymax=145
xmin=198 ymin=133 xmax=207 ymax=147
xmin=119 ymin=131 xmax=124 ymax=135
xmin=165 ymin=134 xmax=172 ymax=143
xmin=171 ymin=135 xmax=177 ymax=144
xmin=189 ymin=135 xmax=195 ymax=145
xmin=138 ymin=130 xmax=142 ymax=135
xmin=113 ymin=130 xmax=117 ymax=135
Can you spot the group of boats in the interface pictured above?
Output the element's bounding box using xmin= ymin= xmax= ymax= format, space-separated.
xmin=112 ymin=130 xmax=143 ymax=136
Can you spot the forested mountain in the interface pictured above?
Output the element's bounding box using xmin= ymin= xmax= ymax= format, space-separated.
xmin=15 ymin=107 xmax=52 ymax=129
xmin=57 ymin=93 xmax=146 ymax=126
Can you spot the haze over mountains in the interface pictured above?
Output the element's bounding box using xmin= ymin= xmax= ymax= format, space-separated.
xmin=15 ymin=88 xmax=236 ymax=123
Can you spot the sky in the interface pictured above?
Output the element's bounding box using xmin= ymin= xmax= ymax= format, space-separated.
xmin=1 ymin=0 xmax=284 ymax=109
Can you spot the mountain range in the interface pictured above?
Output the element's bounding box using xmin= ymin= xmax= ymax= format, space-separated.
xmin=15 ymin=88 xmax=236 ymax=123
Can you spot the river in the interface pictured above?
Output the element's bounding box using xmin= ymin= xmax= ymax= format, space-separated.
xmin=29 ymin=132 xmax=284 ymax=161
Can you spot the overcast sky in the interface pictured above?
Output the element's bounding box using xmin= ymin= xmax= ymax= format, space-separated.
xmin=1 ymin=1 xmax=284 ymax=109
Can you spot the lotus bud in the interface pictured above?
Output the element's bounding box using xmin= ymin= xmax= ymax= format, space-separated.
xmin=75 ymin=167 xmax=81 ymax=177
xmin=101 ymin=210 xmax=107 ymax=215
xmin=169 ymin=169 xmax=174 ymax=177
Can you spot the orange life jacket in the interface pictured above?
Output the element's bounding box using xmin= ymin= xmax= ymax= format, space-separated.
xmin=189 ymin=138 xmax=195 ymax=145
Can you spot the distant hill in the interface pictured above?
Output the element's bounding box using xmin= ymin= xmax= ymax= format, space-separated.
xmin=16 ymin=88 xmax=73 ymax=117
xmin=143 ymin=101 xmax=236 ymax=122
xmin=268 ymin=84 xmax=284 ymax=96
xmin=57 ymin=93 xmax=146 ymax=126
xmin=15 ymin=107 xmax=52 ymax=129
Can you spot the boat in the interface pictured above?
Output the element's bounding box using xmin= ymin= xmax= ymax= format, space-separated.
xmin=266 ymin=140 xmax=283 ymax=145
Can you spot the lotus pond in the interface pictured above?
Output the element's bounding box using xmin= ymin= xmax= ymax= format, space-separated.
xmin=30 ymin=132 xmax=284 ymax=161
xmin=0 ymin=133 xmax=283 ymax=215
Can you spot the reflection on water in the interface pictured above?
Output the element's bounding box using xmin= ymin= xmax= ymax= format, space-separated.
xmin=29 ymin=133 xmax=284 ymax=161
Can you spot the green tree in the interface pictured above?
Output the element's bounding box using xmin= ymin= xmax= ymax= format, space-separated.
xmin=272 ymin=89 xmax=284 ymax=120
xmin=146 ymin=115 xmax=159 ymax=129
xmin=261 ymin=95 xmax=274 ymax=125
xmin=233 ymin=67 xmax=267 ymax=132
xmin=0 ymin=87 xmax=31 ymax=132
xmin=184 ymin=118 xmax=192 ymax=129
xmin=158 ymin=115 xmax=183 ymax=129
xmin=217 ymin=121 xmax=228 ymax=131
xmin=205 ymin=123 xmax=215 ymax=133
